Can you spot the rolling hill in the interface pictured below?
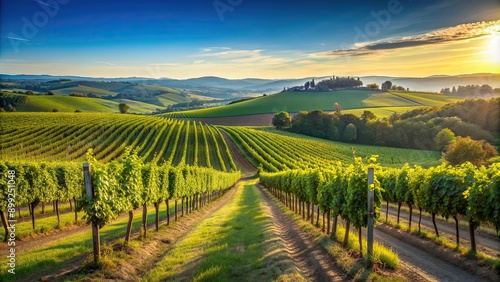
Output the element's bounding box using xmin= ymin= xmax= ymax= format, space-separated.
xmin=3 ymin=73 xmax=498 ymax=95
xmin=4 ymin=93 xmax=160 ymax=113
xmin=165 ymin=90 xmax=464 ymax=118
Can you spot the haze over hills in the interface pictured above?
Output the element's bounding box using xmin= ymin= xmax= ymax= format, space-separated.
xmin=1 ymin=73 xmax=499 ymax=95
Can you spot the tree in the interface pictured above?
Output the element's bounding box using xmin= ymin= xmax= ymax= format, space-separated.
xmin=311 ymin=79 xmax=315 ymax=88
xmin=434 ymin=128 xmax=456 ymax=151
xmin=272 ymin=111 xmax=292 ymax=130
xmin=334 ymin=102 xmax=341 ymax=114
xmin=304 ymin=81 xmax=310 ymax=90
xmin=119 ymin=103 xmax=129 ymax=114
xmin=479 ymin=84 xmax=493 ymax=95
xmin=381 ymin=81 xmax=392 ymax=91
xmin=444 ymin=137 xmax=498 ymax=166
xmin=342 ymin=123 xmax=357 ymax=142
xmin=367 ymin=83 xmax=379 ymax=89
xmin=361 ymin=110 xmax=376 ymax=122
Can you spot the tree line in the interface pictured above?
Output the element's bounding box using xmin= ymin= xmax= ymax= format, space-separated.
xmin=272 ymin=98 xmax=499 ymax=162
xmin=440 ymin=84 xmax=500 ymax=97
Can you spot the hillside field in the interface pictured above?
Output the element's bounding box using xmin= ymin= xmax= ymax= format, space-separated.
xmin=7 ymin=93 xmax=159 ymax=113
xmin=166 ymin=90 xmax=463 ymax=118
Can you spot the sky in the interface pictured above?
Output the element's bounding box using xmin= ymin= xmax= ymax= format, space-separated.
xmin=0 ymin=0 xmax=499 ymax=79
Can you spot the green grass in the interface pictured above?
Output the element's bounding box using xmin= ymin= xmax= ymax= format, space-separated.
xmin=0 ymin=201 xmax=183 ymax=281
xmin=261 ymin=187 xmax=402 ymax=281
xmin=166 ymin=90 xmax=464 ymax=118
xmin=7 ymin=93 xmax=159 ymax=113
xmin=146 ymin=179 xmax=303 ymax=281
xmin=52 ymin=85 xmax=118 ymax=96
xmin=0 ymin=209 xmax=84 ymax=240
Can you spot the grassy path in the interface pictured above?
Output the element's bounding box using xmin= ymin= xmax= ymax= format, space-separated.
xmin=145 ymin=179 xmax=303 ymax=281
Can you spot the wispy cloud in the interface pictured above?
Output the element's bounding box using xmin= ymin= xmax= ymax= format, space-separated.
xmin=34 ymin=0 xmax=57 ymax=9
xmin=201 ymin=46 xmax=231 ymax=52
xmin=1 ymin=36 xmax=30 ymax=42
xmin=193 ymin=48 xmax=292 ymax=65
xmin=314 ymin=20 xmax=500 ymax=58
xmin=98 ymin=61 xmax=115 ymax=66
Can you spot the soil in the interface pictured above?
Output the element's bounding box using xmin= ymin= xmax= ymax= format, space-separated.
xmin=220 ymin=129 xmax=257 ymax=177
xmin=186 ymin=113 xmax=275 ymax=126
xmin=257 ymin=184 xmax=346 ymax=281
xmin=375 ymin=224 xmax=499 ymax=282
xmin=382 ymin=206 xmax=500 ymax=258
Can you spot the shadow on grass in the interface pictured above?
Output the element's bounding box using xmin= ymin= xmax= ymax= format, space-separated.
xmin=0 ymin=201 xmax=186 ymax=282
xmin=163 ymin=184 xmax=272 ymax=282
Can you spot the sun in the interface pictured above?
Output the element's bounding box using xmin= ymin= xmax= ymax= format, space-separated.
xmin=490 ymin=31 xmax=500 ymax=63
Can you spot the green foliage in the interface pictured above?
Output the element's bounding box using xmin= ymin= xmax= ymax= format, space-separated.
xmin=444 ymin=137 xmax=498 ymax=167
xmin=434 ymin=128 xmax=456 ymax=151
xmin=260 ymin=156 xmax=383 ymax=230
xmin=272 ymin=111 xmax=292 ymax=130
xmin=342 ymin=123 xmax=357 ymax=142
xmin=120 ymin=149 xmax=144 ymax=210
xmin=118 ymin=103 xmax=129 ymax=114
xmin=141 ymin=163 xmax=160 ymax=205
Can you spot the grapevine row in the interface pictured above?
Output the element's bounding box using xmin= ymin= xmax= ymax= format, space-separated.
xmin=0 ymin=113 xmax=236 ymax=171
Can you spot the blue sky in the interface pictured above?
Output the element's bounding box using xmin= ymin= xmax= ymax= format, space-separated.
xmin=1 ymin=0 xmax=499 ymax=78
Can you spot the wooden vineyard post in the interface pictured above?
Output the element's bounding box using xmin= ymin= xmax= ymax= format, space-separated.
xmin=83 ymin=163 xmax=100 ymax=264
xmin=367 ymin=167 xmax=374 ymax=262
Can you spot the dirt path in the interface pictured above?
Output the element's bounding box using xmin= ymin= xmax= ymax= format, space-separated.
xmin=220 ymin=129 xmax=257 ymax=177
xmin=187 ymin=114 xmax=275 ymax=126
xmin=382 ymin=206 xmax=500 ymax=258
xmin=374 ymin=227 xmax=485 ymax=282
xmin=257 ymin=184 xmax=346 ymax=281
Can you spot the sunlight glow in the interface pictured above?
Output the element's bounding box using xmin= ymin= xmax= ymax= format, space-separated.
xmin=490 ymin=32 xmax=500 ymax=63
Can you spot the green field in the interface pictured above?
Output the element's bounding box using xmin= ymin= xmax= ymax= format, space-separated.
xmin=11 ymin=94 xmax=159 ymax=113
xmin=165 ymin=90 xmax=463 ymax=118
xmin=52 ymin=85 xmax=118 ymax=96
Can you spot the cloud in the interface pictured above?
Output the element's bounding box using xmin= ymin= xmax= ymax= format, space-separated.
xmin=1 ymin=36 xmax=30 ymax=42
xmin=316 ymin=20 xmax=500 ymax=57
xmin=201 ymin=46 xmax=231 ymax=52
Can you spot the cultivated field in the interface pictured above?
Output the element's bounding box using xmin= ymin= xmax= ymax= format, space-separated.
xmin=165 ymin=90 xmax=464 ymax=119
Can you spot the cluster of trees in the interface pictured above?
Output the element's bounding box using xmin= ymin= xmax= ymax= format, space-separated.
xmin=0 ymin=92 xmax=28 ymax=112
xmin=283 ymin=76 xmax=363 ymax=92
xmin=440 ymin=84 xmax=500 ymax=97
xmin=69 ymin=92 xmax=99 ymax=98
xmin=0 ymin=149 xmax=240 ymax=243
xmin=315 ymin=76 xmax=363 ymax=91
xmin=272 ymin=98 xmax=499 ymax=163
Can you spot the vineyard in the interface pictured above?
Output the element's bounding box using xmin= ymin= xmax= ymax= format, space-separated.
xmin=221 ymin=126 xmax=442 ymax=170
xmin=0 ymin=113 xmax=236 ymax=171
xmin=1 ymin=111 xmax=499 ymax=281
xmin=260 ymin=161 xmax=500 ymax=256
